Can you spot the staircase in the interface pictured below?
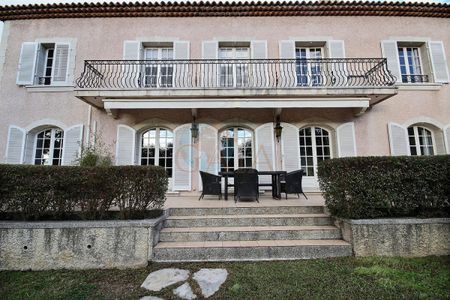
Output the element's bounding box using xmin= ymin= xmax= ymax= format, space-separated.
xmin=153 ymin=205 xmax=352 ymax=262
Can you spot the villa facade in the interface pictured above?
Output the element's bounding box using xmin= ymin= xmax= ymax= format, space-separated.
xmin=0 ymin=1 xmax=449 ymax=193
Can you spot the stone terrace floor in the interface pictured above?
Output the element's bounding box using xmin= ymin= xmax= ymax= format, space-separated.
xmin=164 ymin=192 xmax=325 ymax=209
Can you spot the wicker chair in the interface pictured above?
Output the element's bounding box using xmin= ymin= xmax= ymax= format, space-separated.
xmin=280 ymin=169 xmax=308 ymax=199
xmin=199 ymin=171 xmax=222 ymax=200
xmin=234 ymin=168 xmax=259 ymax=203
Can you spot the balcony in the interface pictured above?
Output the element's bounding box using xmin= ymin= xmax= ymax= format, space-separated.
xmin=74 ymin=58 xmax=397 ymax=113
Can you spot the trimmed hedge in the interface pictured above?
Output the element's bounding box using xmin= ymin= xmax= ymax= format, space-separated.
xmin=0 ymin=165 xmax=168 ymax=220
xmin=318 ymin=156 xmax=450 ymax=219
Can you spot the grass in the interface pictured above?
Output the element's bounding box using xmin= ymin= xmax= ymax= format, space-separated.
xmin=0 ymin=256 xmax=449 ymax=300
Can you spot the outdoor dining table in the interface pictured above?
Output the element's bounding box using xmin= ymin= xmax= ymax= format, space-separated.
xmin=218 ymin=170 xmax=287 ymax=200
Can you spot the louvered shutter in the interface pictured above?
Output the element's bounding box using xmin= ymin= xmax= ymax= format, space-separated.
xmin=255 ymin=123 xmax=275 ymax=185
xmin=281 ymin=123 xmax=300 ymax=172
xmin=336 ymin=122 xmax=357 ymax=157
xmin=381 ymin=40 xmax=402 ymax=83
xmin=428 ymin=41 xmax=449 ymax=83
xmin=328 ymin=40 xmax=347 ymax=86
xmin=173 ymin=124 xmax=192 ymax=191
xmin=202 ymin=41 xmax=218 ymax=87
xmin=173 ymin=41 xmax=190 ymax=88
xmin=388 ymin=122 xmax=409 ymax=156
xmin=198 ymin=124 xmax=219 ymax=190
xmin=23 ymin=132 xmax=36 ymax=164
xmin=116 ymin=125 xmax=136 ymax=165
xmin=279 ymin=40 xmax=296 ymax=87
xmin=251 ymin=40 xmax=268 ymax=87
xmin=444 ymin=125 xmax=450 ymax=154
xmin=61 ymin=124 xmax=83 ymax=165
xmin=51 ymin=43 xmax=70 ymax=85
xmin=16 ymin=42 xmax=38 ymax=85
xmin=66 ymin=40 xmax=77 ymax=86
xmin=123 ymin=41 xmax=142 ymax=88
xmin=5 ymin=126 xmax=26 ymax=164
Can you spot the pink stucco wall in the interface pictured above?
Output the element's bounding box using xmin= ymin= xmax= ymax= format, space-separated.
xmin=0 ymin=15 xmax=449 ymax=161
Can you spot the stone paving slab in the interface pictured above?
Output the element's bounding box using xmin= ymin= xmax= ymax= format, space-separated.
xmin=141 ymin=268 xmax=190 ymax=291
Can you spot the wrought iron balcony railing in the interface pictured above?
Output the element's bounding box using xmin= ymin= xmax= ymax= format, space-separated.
xmin=76 ymin=58 xmax=396 ymax=90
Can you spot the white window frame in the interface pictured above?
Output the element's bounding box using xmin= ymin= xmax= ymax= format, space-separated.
xmin=218 ymin=47 xmax=250 ymax=88
xmin=33 ymin=128 xmax=64 ymax=165
xmin=220 ymin=127 xmax=254 ymax=171
xmin=139 ymin=127 xmax=174 ymax=177
xmin=299 ymin=126 xmax=333 ymax=177
xmin=408 ymin=125 xmax=435 ymax=156
xmin=39 ymin=47 xmax=55 ymax=86
xmin=295 ymin=47 xmax=323 ymax=87
xmin=143 ymin=47 xmax=174 ymax=88
xmin=398 ymin=46 xmax=425 ymax=83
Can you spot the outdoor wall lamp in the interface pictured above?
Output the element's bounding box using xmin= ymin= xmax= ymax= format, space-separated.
xmin=274 ymin=116 xmax=283 ymax=142
xmin=190 ymin=117 xmax=199 ymax=141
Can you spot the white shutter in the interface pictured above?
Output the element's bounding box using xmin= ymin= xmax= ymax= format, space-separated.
xmin=251 ymin=40 xmax=268 ymax=87
xmin=336 ymin=122 xmax=357 ymax=157
xmin=65 ymin=40 xmax=77 ymax=86
xmin=198 ymin=124 xmax=219 ymax=190
xmin=444 ymin=124 xmax=450 ymax=154
xmin=173 ymin=124 xmax=192 ymax=191
xmin=5 ymin=126 xmax=26 ymax=164
xmin=16 ymin=42 xmax=38 ymax=85
xmin=281 ymin=123 xmax=300 ymax=172
xmin=279 ymin=40 xmax=296 ymax=87
xmin=255 ymin=123 xmax=275 ymax=184
xmin=123 ymin=41 xmax=142 ymax=88
xmin=174 ymin=41 xmax=190 ymax=59
xmin=62 ymin=124 xmax=83 ymax=165
xmin=202 ymin=41 xmax=218 ymax=87
xmin=388 ymin=122 xmax=409 ymax=156
xmin=51 ymin=43 xmax=70 ymax=85
xmin=428 ymin=41 xmax=449 ymax=83
xmin=123 ymin=40 xmax=141 ymax=60
xmin=173 ymin=41 xmax=190 ymax=88
xmin=381 ymin=40 xmax=402 ymax=83
xmin=115 ymin=125 xmax=136 ymax=165
xmin=328 ymin=40 xmax=347 ymax=85
xmin=23 ymin=132 xmax=35 ymax=164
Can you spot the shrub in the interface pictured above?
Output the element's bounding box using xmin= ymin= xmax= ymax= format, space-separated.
xmin=318 ymin=156 xmax=450 ymax=219
xmin=77 ymin=132 xmax=113 ymax=167
xmin=0 ymin=165 xmax=168 ymax=221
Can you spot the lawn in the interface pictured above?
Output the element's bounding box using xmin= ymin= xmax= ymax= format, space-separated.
xmin=0 ymin=256 xmax=449 ymax=300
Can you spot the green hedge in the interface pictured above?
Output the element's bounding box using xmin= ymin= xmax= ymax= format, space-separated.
xmin=318 ymin=156 xmax=450 ymax=219
xmin=0 ymin=165 xmax=168 ymax=220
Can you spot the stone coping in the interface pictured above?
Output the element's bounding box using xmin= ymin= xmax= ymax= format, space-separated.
xmin=0 ymin=215 xmax=166 ymax=229
xmin=336 ymin=217 xmax=450 ymax=225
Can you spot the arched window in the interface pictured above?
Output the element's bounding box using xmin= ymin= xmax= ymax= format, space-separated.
xmin=34 ymin=128 xmax=64 ymax=165
xmin=299 ymin=126 xmax=331 ymax=176
xmin=140 ymin=127 xmax=173 ymax=177
xmin=220 ymin=127 xmax=253 ymax=172
xmin=408 ymin=126 xmax=434 ymax=156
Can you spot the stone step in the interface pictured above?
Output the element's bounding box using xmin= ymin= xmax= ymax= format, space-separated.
xmin=153 ymin=239 xmax=352 ymax=262
xmin=164 ymin=214 xmax=332 ymax=228
xmin=168 ymin=206 xmax=324 ymax=216
xmin=159 ymin=225 xmax=342 ymax=242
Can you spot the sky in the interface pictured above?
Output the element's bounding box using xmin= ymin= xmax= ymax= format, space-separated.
xmin=1 ymin=0 xmax=449 ymax=40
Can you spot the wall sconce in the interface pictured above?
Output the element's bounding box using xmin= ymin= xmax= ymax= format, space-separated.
xmin=274 ymin=116 xmax=283 ymax=142
xmin=190 ymin=117 xmax=199 ymax=141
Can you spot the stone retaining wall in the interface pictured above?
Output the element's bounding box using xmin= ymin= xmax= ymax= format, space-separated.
xmin=0 ymin=216 xmax=165 ymax=270
xmin=334 ymin=218 xmax=450 ymax=257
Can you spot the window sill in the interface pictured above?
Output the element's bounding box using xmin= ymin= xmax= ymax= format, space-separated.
xmin=25 ymin=85 xmax=74 ymax=93
xmin=396 ymin=83 xmax=443 ymax=91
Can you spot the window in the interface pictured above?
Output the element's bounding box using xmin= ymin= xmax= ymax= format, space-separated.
xmin=220 ymin=127 xmax=253 ymax=172
xmin=143 ymin=47 xmax=174 ymax=88
xmin=34 ymin=128 xmax=64 ymax=165
xmin=296 ymin=47 xmax=323 ymax=86
xmin=140 ymin=128 xmax=173 ymax=177
xmin=398 ymin=47 xmax=425 ymax=83
xmin=40 ymin=47 xmax=55 ymax=85
xmin=299 ymin=126 xmax=331 ymax=176
xmin=219 ymin=47 xmax=250 ymax=87
xmin=408 ymin=126 xmax=434 ymax=156
xmin=35 ymin=43 xmax=70 ymax=86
